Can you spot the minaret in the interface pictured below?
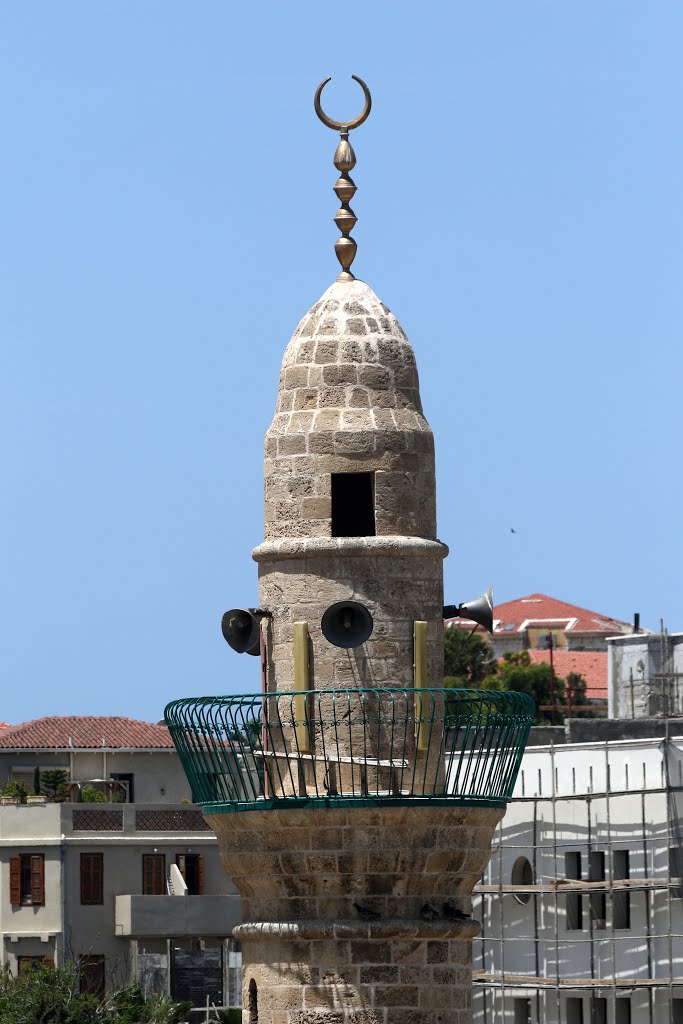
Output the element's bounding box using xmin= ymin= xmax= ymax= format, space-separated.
xmin=166 ymin=78 xmax=533 ymax=1024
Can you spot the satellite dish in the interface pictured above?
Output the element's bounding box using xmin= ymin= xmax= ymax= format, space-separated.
xmin=321 ymin=601 xmax=374 ymax=648
xmin=443 ymin=588 xmax=494 ymax=634
xmin=221 ymin=608 xmax=262 ymax=656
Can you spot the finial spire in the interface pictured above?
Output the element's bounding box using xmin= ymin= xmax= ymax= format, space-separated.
xmin=314 ymin=75 xmax=372 ymax=282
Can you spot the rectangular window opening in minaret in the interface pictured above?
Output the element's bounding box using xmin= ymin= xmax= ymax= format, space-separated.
xmin=331 ymin=472 xmax=375 ymax=537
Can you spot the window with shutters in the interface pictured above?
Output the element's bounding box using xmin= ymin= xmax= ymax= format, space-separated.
xmin=81 ymin=853 xmax=104 ymax=905
xmin=176 ymin=854 xmax=205 ymax=895
xmin=10 ymin=854 xmax=45 ymax=906
xmin=79 ymin=955 xmax=105 ymax=997
xmin=17 ymin=956 xmax=54 ymax=976
xmin=142 ymin=853 xmax=166 ymax=895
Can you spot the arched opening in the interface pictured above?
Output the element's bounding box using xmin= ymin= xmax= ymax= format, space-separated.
xmin=511 ymin=855 xmax=534 ymax=905
xmin=248 ymin=978 xmax=258 ymax=1024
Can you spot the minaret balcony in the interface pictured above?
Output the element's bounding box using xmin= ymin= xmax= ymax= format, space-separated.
xmin=165 ymin=688 xmax=533 ymax=814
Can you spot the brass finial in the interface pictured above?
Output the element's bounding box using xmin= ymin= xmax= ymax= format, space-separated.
xmin=314 ymin=75 xmax=372 ymax=282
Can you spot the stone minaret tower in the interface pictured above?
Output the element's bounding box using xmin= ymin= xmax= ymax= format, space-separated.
xmin=166 ymin=78 xmax=533 ymax=1024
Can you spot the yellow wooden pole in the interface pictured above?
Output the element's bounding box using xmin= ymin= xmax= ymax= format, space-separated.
xmin=293 ymin=622 xmax=311 ymax=753
xmin=414 ymin=620 xmax=429 ymax=751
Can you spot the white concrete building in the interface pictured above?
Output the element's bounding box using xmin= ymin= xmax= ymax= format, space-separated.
xmin=473 ymin=726 xmax=683 ymax=1024
xmin=0 ymin=716 xmax=241 ymax=1007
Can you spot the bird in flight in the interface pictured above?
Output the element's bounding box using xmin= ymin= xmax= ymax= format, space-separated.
xmin=510 ymin=528 xmax=517 ymax=534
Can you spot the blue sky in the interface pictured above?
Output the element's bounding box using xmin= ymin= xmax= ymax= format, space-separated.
xmin=1 ymin=3 xmax=681 ymax=724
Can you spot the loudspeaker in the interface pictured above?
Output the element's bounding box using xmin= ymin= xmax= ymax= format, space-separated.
xmin=221 ymin=608 xmax=262 ymax=656
xmin=443 ymin=587 xmax=494 ymax=634
xmin=321 ymin=601 xmax=374 ymax=648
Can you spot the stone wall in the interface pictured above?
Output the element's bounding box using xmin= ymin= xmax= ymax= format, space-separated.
xmin=209 ymin=804 xmax=503 ymax=1024
xmin=254 ymin=540 xmax=447 ymax=695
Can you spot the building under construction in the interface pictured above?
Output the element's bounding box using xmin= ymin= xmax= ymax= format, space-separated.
xmin=473 ymin=629 xmax=683 ymax=1024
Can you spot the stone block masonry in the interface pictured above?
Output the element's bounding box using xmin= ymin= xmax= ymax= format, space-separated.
xmin=210 ymin=805 xmax=503 ymax=1023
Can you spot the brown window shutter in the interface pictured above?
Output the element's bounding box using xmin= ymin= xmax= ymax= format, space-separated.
xmin=197 ymin=855 xmax=205 ymax=895
xmin=80 ymin=853 xmax=88 ymax=904
xmin=44 ymin=958 xmax=55 ymax=970
xmin=10 ymin=857 xmax=21 ymax=905
xmin=176 ymin=854 xmax=186 ymax=879
xmin=30 ymin=855 xmax=45 ymax=906
xmin=142 ymin=854 xmax=165 ymax=895
xmin=81 ymin=853 xmax=103 ymax=905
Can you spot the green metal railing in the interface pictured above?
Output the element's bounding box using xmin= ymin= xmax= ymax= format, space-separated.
xmin=164 ymin=687 xmax=534 ymax=813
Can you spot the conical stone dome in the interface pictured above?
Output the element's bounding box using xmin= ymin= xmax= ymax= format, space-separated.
xmin=261 ymin=279 xmax=437 ymax=543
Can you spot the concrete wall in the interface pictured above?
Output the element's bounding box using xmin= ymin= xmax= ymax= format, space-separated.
xmin=608 ymin=633 xmax=683 ymax=720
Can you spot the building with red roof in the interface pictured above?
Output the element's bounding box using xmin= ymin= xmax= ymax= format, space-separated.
xmin=524 ymin=648 xmax=608 ymax=702
xmin=0 ymin=715 xmax=174 ymax=751
xmin=446 ymin=592 xmax=636 ymax=659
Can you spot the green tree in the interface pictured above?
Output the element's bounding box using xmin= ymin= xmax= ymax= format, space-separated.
xmin=0 ymin=780 xmax=31 ymax=804
xmin=81 ymin=784 xmax=108 ymax=803
xmin=443 ymin=628 xmax=498 ymax=687
xmin=41 ymin=768 xmax=70 ymax=802
xmin=564 ymin=671 xmax=596 ymax=718
xmin=0 ymin=962 xmax=193 ymax=1024
xmin=496 ymin=651 xmax=565 ymax=723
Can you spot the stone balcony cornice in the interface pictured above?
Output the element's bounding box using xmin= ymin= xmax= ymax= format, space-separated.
xmin=252 ymin=535 xmax=449 ymax=564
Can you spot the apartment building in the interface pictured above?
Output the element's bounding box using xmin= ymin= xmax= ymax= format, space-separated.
xmin=0 ymin=716 xmax=241 ymax=1007
xmin=473 ymin=633 xmax=683 ymax=1024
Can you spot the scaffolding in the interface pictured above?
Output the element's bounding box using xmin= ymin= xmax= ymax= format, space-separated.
xmin=473 ymin=715 xmax=683 ymax=1024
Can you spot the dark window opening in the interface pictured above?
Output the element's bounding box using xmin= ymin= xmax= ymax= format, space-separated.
xmin=511 ymin=856 xmax=534 ymax=905
xmin=613 ymin=850 xmax=631 ymax=929
xmin=589 ymin=852 xmax=606 ymax=926
xmin=566 ymin=997 xmax=584 ymax=1024
xmin=248 ymin=977 xmax=258 ymax=1024
xmin=591 ymin=998 xmax=607 ymax=1024
xmin=670 ymin=848 xmax=683 ymax=898
xmin=616 ymin=999 xmax=631 ymax=1024
xmin=81 ymin=852 xmax=104 ymax=905
xmin=79 ymin=955 xmax=105 ymax=998
xmin=176 ymin=854 xmax=204 ymax=895
xmin=331 ymin=473 xmax=375 ymax=537
xmin=110 ymin=773 xmax=134 ymax=802
xmin=514 ymin=998 xmax=531 ymax=1024
xmin=565 ymin=852 xmax=582 ymax=930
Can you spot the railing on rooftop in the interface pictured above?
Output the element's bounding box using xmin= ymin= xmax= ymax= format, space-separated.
xmin=165 ymin=687 xmax=534 ymax=813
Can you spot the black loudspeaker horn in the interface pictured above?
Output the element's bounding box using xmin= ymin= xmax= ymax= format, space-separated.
xmin=321 ymin=601 xmax=374 ymax=648
xmin=221 ymin=608 xmax=262 ymax=656
xmin=443 ymin=587 xmax=494 ymax=634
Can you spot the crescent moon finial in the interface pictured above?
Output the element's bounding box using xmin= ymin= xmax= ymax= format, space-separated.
xmin=314 ymin=75 xmax=372 ymax=132
xmin=313 ymin=76 xmax=373 ymax=282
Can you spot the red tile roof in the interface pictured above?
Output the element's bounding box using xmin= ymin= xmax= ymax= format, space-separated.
xmin=0 ymin=722 xmax=10 ymax=729
xmin=447 ymin=592 xmax=633 ymax=635
xmin=523 ymin=649 xmax=608 ymax=701
xmin=0 ymin=716 xmax=174 ymax=750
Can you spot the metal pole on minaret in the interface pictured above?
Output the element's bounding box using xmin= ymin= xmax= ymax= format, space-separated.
xmin=165 ymin=77 xmax=534 ymax=1024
